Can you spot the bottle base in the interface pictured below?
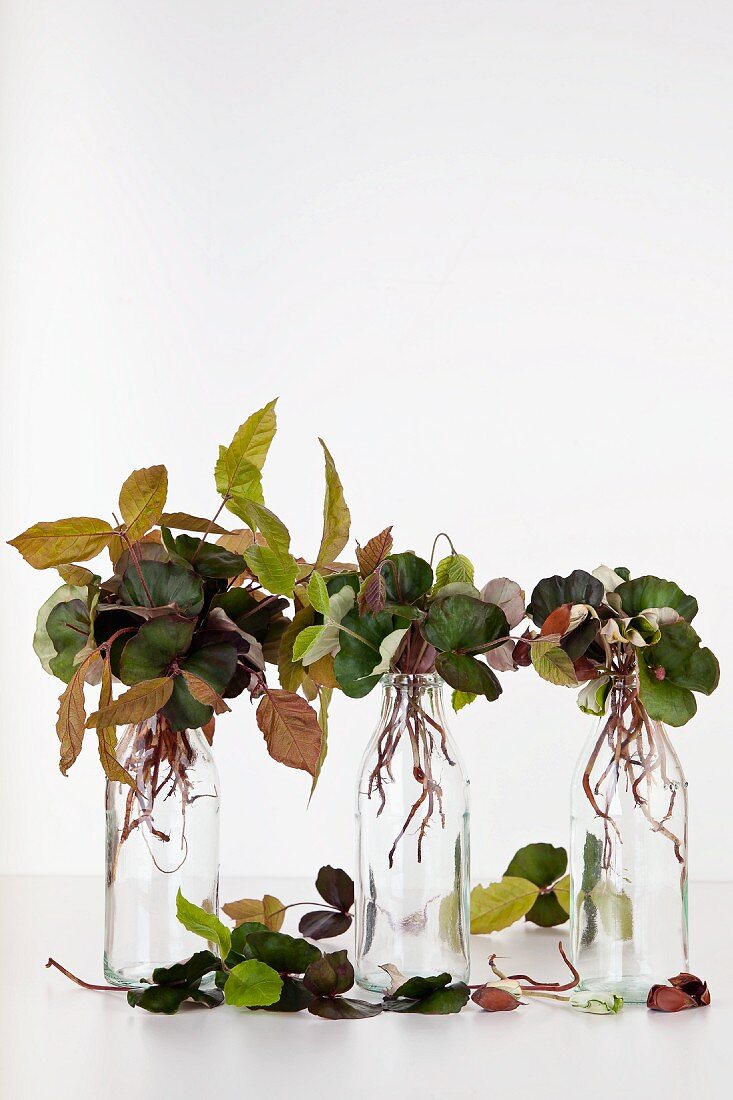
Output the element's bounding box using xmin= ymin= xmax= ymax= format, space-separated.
xmin=576 ymin=976 xmax=660 ymax=1004
xmin=355 ymin=966 xmax=469 ymax=994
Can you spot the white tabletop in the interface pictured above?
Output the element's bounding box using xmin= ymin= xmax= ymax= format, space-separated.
xmin=1 ymin=876 xmax=730 ymax=1099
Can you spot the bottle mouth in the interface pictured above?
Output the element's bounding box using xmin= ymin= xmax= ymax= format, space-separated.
xmin=380 ymin=672 xmax=441 ymax=688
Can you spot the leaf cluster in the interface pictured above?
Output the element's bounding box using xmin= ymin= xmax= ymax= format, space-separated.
xmin=524 ymin=567 xmax=720 ymax=725
xmin=470 ymin=842 xmax=570 ymax=934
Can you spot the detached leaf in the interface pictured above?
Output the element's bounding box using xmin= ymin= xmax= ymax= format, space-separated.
xmin=308 ymin=997 xmax=382 ymax=1020
xmin=315 ymin=439 xmax=351 ymax=568
xmin=244 ymin=932 xmax=322 ymax=975
xmin=224 ymin=960 xmax=283 ymax=1008
xmin=222 ymin=894 xmax=285 ymax=932
xmin=303 ymin=950 xmax=353 ymax=996
xmin=127 ymin=984 xmax=223 ymax=1014
xmin=85 ymin=677 xmax=174 ymax=729
xmin=384 ymin=972 xmax=470 ymax=1015
xmin=119 ymin=465 xmax=168 ymax=543
xmin=176 ymin=890 xmax=231 ymax=959
xmin=56 ymin=651 xmax=97 ymax=775
xmin=505 ymin=842 xmax=567 ymax=889
xmin=9 ymin=517 xmax=114 ymax=569
xmin=256 ymin=689 xmax=323 ymax=776
xmin=356 ymin=527 xmax=393 ymax=576
xmin=315 ymin=866 xmax=355 ymax=911
xmin=298 ymin=910 xmax=353 ymax=939
xmin=531 ymin=639 xmax=578 ymax=686
xmin=470 ymin=877 xmax=540 ymax=934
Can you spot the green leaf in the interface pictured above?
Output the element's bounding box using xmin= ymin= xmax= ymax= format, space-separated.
xmin=637 ymin=621 xmax=719 ymax=727
xmin=127 ymin=984 xmax=222 ymax=1014
xmin=152 ymin=950 xmax=221 ymax=987
xmin=527 ymin=570 xmax=604 ymax=627
xmin=119 ymin=465 xmax=168 ymax=543
xmin=433 ymin=554 xmax=475 ymax=591
xmin=382 ymin=553 xmax=433 ymax=605
xmin=46 ymin=599 xmax=92 ymax=683
xmin=175 ymin=889 xmax=231 ymax=960
xmin=85 ymin=676 xmax=174 ymax=729
xmin=245 ymin=545 xmax=298 ymax=598
xmin=215 ymin=399 xmax=277 ymax=498
xmin=591 ymin=882 xmax=634 ymax=941
xmin=119 ymin=560 xmax=204 ymax=616
xmin=167 ymin=534 xmax=245 ymax=580
xmin=391 ymin=973 xmax=451 ymax=999
xmin=581 ymin=833 xmax=603 ymax=894
xmin=423 ymin=594 xmax=508 ymax=653
xmin=119 ymin=615 xmax=195 ymax=685
xmin=315 ymin=439 xmax=351 ymax=568
xmin=504 ymin=842 xmax=567 ymax=889
xmin=309 ymin=686 xmax=332 ymax=802
xmin=387 ymin=984 xmax=470 ymax=1015
xmin=278 ymin=607 xmax=315 ymax=692
xmin=231 ymin=498 xmax=291 ymax=558
xmin=554 ymin=874 xmax=570 ymax=915
xmin=162 ymin=643 xmax=237 ymax=730
xmin=244 ymin=932 xmax=322 ymax=975
xmin=531 ymin=639 xmax=578 ymax=686
xmin=470 ymin=877 xmax=541 ymax=933
xmin=333 ymin=609 xmax=394 ymax=698
xmin=525 ymin=892 xmax=570 ymax=927
xmin=452 ymin=689 xmax=477 ymax=712
xmin=224 ymin=960 xmax=284 ymax=1008
xmin=617 ymin=576 xmax=698 ymax=623
xmin=293 ymin=625 xmax=326 ymax=662
xmin=9 ymin=517 xmax=114 ymax=569
xmin=435 ymin=652 xmax=502 ymax=700
xmin=34 ymin=584 xmax=91 ymax=678
xmin=263 ymin=977 xmax=313 ymax=1013
xmin=307 ymin=571 xmax=330 ymax=615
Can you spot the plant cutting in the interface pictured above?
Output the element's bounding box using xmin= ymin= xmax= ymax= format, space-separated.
xmin=524 ymin=566 xmax=720 ymax=1002
xmin=284 ymin=531 xmax=527 ymax=991
xmin=470 ymin=842 xmax=570 ymax=933
xmin=8 ymin=399 xmax=343 ymax=982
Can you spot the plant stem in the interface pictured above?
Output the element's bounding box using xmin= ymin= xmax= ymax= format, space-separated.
xmin=429 ymin=532 xmax=457 ymax=565
xmin=46 ymin=958 xmax=130 ymax=992
xmin=191 ymin=496 xmax=230 ymax=563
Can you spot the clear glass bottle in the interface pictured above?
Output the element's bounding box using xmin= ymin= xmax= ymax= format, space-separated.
xmin=104 ymin=714 xmax=220 ymax=985
xmin=354 ymin=673 xmax=470 ymax=993
xmin=570 ymin=673 xmax=689 ymax=1003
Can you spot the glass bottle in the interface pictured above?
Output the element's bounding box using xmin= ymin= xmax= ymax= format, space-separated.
xmin=570 ymin=672 xmax=688 ymax=1002
xmin=354 ymin=673 xmax=470 ymax=992
xmin=104 ymin=714 xmax=220 ymax=985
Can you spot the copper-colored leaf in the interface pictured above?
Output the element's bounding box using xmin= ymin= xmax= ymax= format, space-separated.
xmin=256 ymin=689 xmax=323 ymax=776
xmin=56 ymin=651 xmax=97 ymax=775
xmin=356 ymin=526 xmax=393 ymax=577
xmin=314 ymin=439 xmax=351 ymax=569
xmin=307 ymin=654 xmax=339 ymax=689
xmin=119 ymin=465 xmax=168 ymax=543
xmin=86 ymin=677 xmax=174 ymax=729
xmin=181 ymin=670 xmax=231 ymax=714
xmin=57 ymin=564 xmax=96 ymax=586
xmin=162 ymin=512 xmax=230 ymax=535
xmin=202 ymin=717 xmax=216 ymax=745
xmin=358 ymin=570 xmax=386 ymax=615
xmin=9 ymin=518 xmax=114 ymax=569
xmin=541 ymin=604 xmax=571 ymax=638
xmin=277 ymin=607 xmax=315 ymax=693
xmin=216 ymin=528 xmax=259 ymax=555
xmin=222 ymin=894 xmax=285 ymax=932
xmin=96 ymin=659 xmax=135 ymax=787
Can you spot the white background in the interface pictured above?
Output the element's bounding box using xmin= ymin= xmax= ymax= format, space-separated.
xmin=1 ymin=0 xmax=730 ymax=886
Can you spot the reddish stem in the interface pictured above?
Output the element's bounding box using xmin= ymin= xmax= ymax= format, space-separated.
xmin=46 ymin=958 xmax=130 ymax=992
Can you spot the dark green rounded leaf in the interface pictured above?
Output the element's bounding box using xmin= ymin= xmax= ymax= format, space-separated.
xmin=152 ymin=950 xmax=220 ymax=987
xmin=391 ymin=973 xmax=451 ymax=999
xmin=119 ymin=560 xmax=204 ymax=615
xmin=435 ymin=652 xmax=502 ymax=701
xmin=127 ymin=985 xmax=191 ymax=1014
xmin=333 ymin=609 xmax=395 ymax=698
xmin=308 ymin=996 xmax=382 ymax=1020
xmin=162 ymin=675 xmax=214 ymax=731
xmin=47 ymin=599 xmax=92 ymax=682
xmin=119 ymin=614 xmax=196 ymax=685
xmin=263 ymin=976 xmax=313 ymax=1013
xmin=228 ymin=921 xmax=269 ymax=960
xmin=245 ymin=931 xmax=322 ymax=975
xmin=167 ymin=534 xmax=246 ymax=579
xmin=382 ymin=553 xmax=433 ymax=606
xmin=505 ymin=842 xmax=567 ymax=889
xmin=386 ymin=983 xmax=470 ymax=1014
xmin=423 ymin=594 xmax=508 ymax=653
xmin=617 ymin=576 xmax=698 ymax=623
xmin=527 ymin=571 xmax=603 ymax=627
xmin=525 ymin=891 xmax=570 ymax=927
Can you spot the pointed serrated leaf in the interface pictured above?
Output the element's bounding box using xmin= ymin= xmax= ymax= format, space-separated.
xmin=355 ymin=527 xmax=393 ymax=577
xmin=315 ymin=439 xmax=350 ymax=568
xmin=119 ymin=465 xmax=168 ymax=543
xmin=86 ymin=677 xmax=174 ymax=729
xmin=470 ymin=877 xmax=540 ymax=934
xmin=256 ymin=689 xmax=323 ymax=776
xmin=222 ymin=894 xmax=285 ymax=932
xmin=181 ymin=670 xmax=231 ymax=714
xmin=9 ymin=518 xmax=114 ymax=569
xmin=56 ymin=651 xmax=97 ymax=774
xmin=96 ymin=658 xmax=134 ymax=787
